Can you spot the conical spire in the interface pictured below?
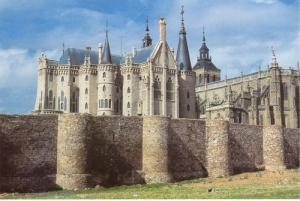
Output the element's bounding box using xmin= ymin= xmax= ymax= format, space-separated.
xmin=143 ymin=16 xmax=152 ymax=48
xmin=176 ymin=5 xmax=192 ymax=70
xmin=102 ymin=21 xmax=112 ymax=64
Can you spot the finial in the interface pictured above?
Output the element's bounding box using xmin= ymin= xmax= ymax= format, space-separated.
xmin=146 ymin=16 xmax=149 ymax=32
xmin=62 ymin=42 xmax=65 ymax=54
xmin=105 ymin=20 xmax=108 ymax=37
xmin=271 ymin=46 xmax=276 ymax=57
xmin=181 ymin=5 xmax=184 ymax=22
xmin=202 ymin=25 xmax=206 ymax=42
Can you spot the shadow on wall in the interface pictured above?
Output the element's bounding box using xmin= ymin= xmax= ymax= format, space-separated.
xmin=229 ymin=137 xmax=263 ymax=174
xmin=283 ymin=129 xmax=300 ymax=168
xmin=0 ymin=115 xmax=59 ymax=193
xmin=168 ymin=125 xmax=208 ymax=182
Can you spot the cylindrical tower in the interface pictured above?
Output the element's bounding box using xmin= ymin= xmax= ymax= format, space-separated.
xmin=263 ymin=125 xmax=286 ymax=170
xmin=97 ymin=65 xmax=115 ymax=115
xmin=206 ymin=118 xmax=232 ymax=177
xmin=142 ymin=116 xmax=171 ymax=183
xmin=56 ymin=114 xmax=92 ymax=190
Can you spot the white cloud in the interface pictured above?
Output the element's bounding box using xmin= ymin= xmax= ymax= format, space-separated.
xmin=253 ymin=0 xmax=276 ymax=4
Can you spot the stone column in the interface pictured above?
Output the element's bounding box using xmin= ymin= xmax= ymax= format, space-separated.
xmin=263 ymin=125 xmax=286 ymax=170
xmin=206 ymin=119 xmax=231 ymax=177
xmin=142 ymin=116 xmax=171 ymax=183
xmin=56 ymin=114 xmax=92 ymax=190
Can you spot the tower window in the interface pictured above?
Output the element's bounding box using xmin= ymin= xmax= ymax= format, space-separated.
xmin=127 ymin=74 xmax=131 ymax=80
xmin=85 ymin=75 xmax=89 ymax=81
xmin=127 ymin=102 xmax=131 ymax=108
xmin=61 ymin=76 xmax=64 ymax=82
xmin=187 ymin=104 xmax=190 ymax=111
xmin=85 ymin=102 xmax=88 ymax=109
xmin=127 ymin=87 xmax=131 ymax=93
xmin=50 ymin=73 xmax=53 ymax=82
xmin=73 ymin=77 xmax=76 ymax=82
xmin=103 ymin=85 xmax=106 ymax=92
xmin=49 ymin=90 xmax=53 ymax=100
xmin=109 ymin=99 xmax=111 ymax=108
xmin=103 ymin=72 xmax=106 ymax=78
xmin=187 ymin=91 xmax=190 ymax=98
xmin=105 ymin=99 xmax=108 ymax=108
xmin=85 ymin=88 xmax=88 ymax=94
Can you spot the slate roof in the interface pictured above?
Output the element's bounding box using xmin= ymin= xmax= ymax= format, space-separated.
xmin=59 ymin=48 xmax=122 ymax=65
xmin=193 ymin=59 xmax=220 ymax=71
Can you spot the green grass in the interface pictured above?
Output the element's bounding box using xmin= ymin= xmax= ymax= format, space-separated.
xmin=1 ymin=169 xmax=300 ymax=199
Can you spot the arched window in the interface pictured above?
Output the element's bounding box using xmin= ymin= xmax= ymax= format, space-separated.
xmin=127 ymin=87 xmax=131 ymax=93
xmin=49 ymin=90 xmax=53 ymax=100
xmin=49 ymin=73 xmax=53 ymax=82
xmin=116 ymin=99 xmax=119 ymax=112
xmin=61 ymin=76 xmax=64 ymax=82
xmin=109 ymin=99 xmax=111 ymax=108
xmin=73 ymin=77 xmax=76 ymax=82
xmin=199 ymin=74 xmax=202 ymax=83
xmin=103 ymin=72 xmax=106 ymax=78
xmin=187 ymin=104 xmax=190 ymax=111
xmin=103 ymin=85 xmax=106 ymax=92
xmin=187 ymin=91 xmax=190 ymax=99
xmin=85 ymin=102 xmax=88 ymax=109
xmin=207 ymin=74 xmax=210 ymax=83
xmin=85 ymin=88 xmax=88 ymax=94
xmin=127 ymin=74 xmax=131 ymax=80
xmin=127 ymin=102 xmax=131 ymax=108
xmin=213 ymin=75 xmax=216 ymax=82
xmin=85 ymin=75 xmax=88 ymax=81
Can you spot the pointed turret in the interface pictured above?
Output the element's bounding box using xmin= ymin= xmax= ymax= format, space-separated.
xmin=101 ymin=23 xmax=112 ymax=64
xmin=200 ymin=27 xmax=210 ymax=60
xmin=270 ymin=47 xmax=279 ymax=68
xmin=176 ymin=6 xmax=192 ymax=71
xmin=143 ymin=17 xmax=152 ymax=48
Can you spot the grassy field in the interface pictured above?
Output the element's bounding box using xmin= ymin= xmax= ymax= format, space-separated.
xmin=1 ymin=169 xmax=300 ymax=199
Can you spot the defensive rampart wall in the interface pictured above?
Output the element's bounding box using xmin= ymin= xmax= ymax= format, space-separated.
xmin=0 ymin=114 xmax=299 ymax=192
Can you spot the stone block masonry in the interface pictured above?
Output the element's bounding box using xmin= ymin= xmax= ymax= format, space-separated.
xmin=0 ymin=114 xmax=299 ymax=192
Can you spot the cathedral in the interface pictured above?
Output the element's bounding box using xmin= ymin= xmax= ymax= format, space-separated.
xmin=34 ymin=8 xmax=300 ymax=128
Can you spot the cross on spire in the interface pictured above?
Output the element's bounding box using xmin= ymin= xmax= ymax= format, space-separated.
xmin=181 ymin=5 xmax=184 ymax=22
xmin=202 ymin=25 xmax=206 ymax=42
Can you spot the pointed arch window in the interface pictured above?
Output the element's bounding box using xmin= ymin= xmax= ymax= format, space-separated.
xmin=85 ymin=88 xmax=88 ymax=95
xmin=127 ymin=87 xmax=131 ymax=93
xmin=127 ymin=102 xmax=131 ymax=108
xmin=61 ymin=76 xmax=64 ymax=82
xmin=103 ymin=72 xmax=106 ymax=78
xmin=103 ymin=85 xmax=106 ymax=92
xmin=85 ymin=102 xmax=88 ymax=109
xmin=85 ymin=75 xmax=89 ymax=81
xmin=187 ymin=91 xmax=190 ymax=99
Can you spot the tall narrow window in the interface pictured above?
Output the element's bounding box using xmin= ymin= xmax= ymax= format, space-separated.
xmin=85 ymin=102 xmax=88 ymax=109
xmin=105 ymin=99 xmax=108 ymax=108
xmin=73 ymin=77 xmax=76 ymax=82
xmin=85 ymin=88 xmax=88 ymax=94
xmin=127 ymin=102 xmax=131 ymax=108
xmin=61 ymin=76 xmax=64 ymax=82
xmin=101 ymin=99 xmax=104 ymax=108
xmin=103 ymin=72 xmax=106 ymax=78
xmin=50 ymin=73 xmax=53 ymax=82
xmin=49 ymin=90 xmax=53 ymax=100
xmin=85 ymin=75 xmax=88 ymax=81
xmin=109 ymin=99 xmax=111 ymax=108
xmin=127 ymin=87 xmax=131 ymax=93
xmin=103 ymin=85 xmax=106 ymax=92
xmin=127 ymin=74 xmax=131 ymax=80
xmin=187 ymin=91 xmax=190 ymax=99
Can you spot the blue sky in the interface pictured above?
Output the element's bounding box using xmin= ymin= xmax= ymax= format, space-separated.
xmin=0 ymin=0 xmax=299 ymax=114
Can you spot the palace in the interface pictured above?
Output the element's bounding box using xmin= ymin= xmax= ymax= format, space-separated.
xmin=34 ymin=8 xmax=300 ymax=128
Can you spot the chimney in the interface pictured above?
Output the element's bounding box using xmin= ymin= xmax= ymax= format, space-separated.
xmin=98 ymin=43 xmax=103 ymax=64
xmin=159 ymin=18 xmax=166 ymax=42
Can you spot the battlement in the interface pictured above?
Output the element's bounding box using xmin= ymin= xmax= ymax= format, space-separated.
xmin=0 ymin=114 xmax=299 ymax=192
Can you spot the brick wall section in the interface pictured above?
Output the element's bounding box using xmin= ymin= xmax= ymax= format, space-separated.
xmin=283 ymin=128 xmax=300 ymax=168
xmin=142 ymin=116 xmax=171 ymax=183
xmin=206 ymin=119 xmax=232 ymax=177
xmin=229 ymin=124 xmax=263 ymax=173
xmin=263 ymin=125 xmax=286 ymax=170
xmin=169 ymin=118 xmax=207 ymax=181
xmin=0 ymin=114 xmax=58 ymax=192
xmin=56 ymin=114 xmax=93 ymax=190
xmin=90 ymin=116 xmax=144 ymax=186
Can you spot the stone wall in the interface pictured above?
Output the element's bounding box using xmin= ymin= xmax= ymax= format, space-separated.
xmin=0 ymin=114 xmax=299 ymax=193
xmin=169 ymin=118 xmax=207 ymax=180
xmin=0 ymin=114 xmax=58 ymax=192
xmin=229 ymin=124 xmax=263 ymax=173
xmin=283 ymin=128 xmax=300 ymax=168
